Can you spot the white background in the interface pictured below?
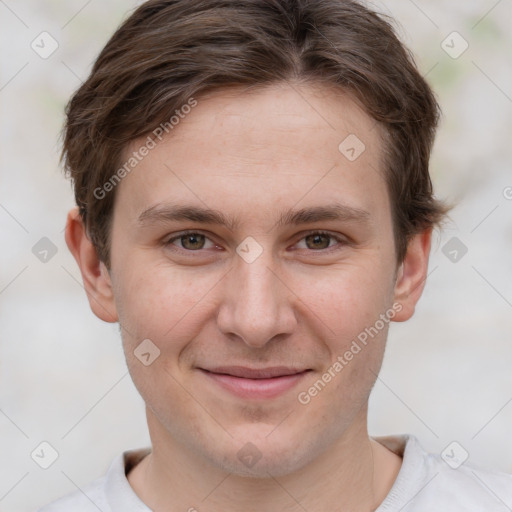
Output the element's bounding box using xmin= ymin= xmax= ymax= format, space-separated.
xmin=1 ymin=1 xmax=511 ymax=510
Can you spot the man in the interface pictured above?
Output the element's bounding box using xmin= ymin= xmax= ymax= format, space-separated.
xmin=40 ymin=0 xmax=512 ymax=510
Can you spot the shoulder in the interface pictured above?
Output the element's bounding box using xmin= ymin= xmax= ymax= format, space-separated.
xmin=429 ymin=453 xmax=512 ymax=510
xmin=37 ymin=448 xmax=151 ymax=512
xmin=376 ymin=434 xmax=512 ymax=511
xmin=442 ymin=463 xmax=512 ymax=509
xmin=37 ymin=474 xmax=108 ymax=512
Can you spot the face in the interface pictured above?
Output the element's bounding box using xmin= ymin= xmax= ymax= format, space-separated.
xmin=70 ymin=82 xmax=429 ymax=478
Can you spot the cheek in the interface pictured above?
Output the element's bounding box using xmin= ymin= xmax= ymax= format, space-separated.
xmin=112 ymin=261 xmax=226 ymax=403
xmin=114 ymin=260 xmax=221 ymax=346
xmin=290 ymin=258 xmax=394 ymax=404
xmin=293 ymin=257 xmax=395 ymax=341
xmin=297 ymin=314 xmax=389 ymax=423
xmin=113 ymin=264 xmax=211 ymax=417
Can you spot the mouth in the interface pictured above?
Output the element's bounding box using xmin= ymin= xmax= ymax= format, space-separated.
xmin=198 ymin=366 xmax=312 ymax=399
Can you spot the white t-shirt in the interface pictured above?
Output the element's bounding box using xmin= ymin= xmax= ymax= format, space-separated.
xmin=38 ymin=435 xmax=512 ymax=511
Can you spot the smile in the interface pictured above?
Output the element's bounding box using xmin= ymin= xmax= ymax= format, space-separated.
xmin=198 ymin=367 xmax=312 ymax=400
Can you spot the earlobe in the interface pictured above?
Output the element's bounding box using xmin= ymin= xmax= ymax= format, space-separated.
xmin=64 ymin=207 xmax=118 ymax=323
xmin=392 ymin=229 xmax=432 ymax=322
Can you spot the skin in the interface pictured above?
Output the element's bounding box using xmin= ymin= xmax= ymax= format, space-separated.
xmin=66 ymin=82 xmax=432 ymax=511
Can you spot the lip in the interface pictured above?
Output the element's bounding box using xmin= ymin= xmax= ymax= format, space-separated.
xmin=203 ymin=365 xmax=309 ymax=379
xmin=198 ymin=367 xmax=311 ymax=400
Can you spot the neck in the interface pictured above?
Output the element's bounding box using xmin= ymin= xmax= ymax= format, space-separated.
xmin=128 ymin=408 xmax=401 ymax=512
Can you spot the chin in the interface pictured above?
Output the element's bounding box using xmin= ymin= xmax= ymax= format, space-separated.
xmin=219 ymin=451 xmax=305 ymax=479
xmin=208 ymin=430 xmax=320 ymax=478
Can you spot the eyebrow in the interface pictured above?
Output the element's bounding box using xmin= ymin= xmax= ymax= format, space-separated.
xmin=137 ymin=203 xmax=371 ymax=231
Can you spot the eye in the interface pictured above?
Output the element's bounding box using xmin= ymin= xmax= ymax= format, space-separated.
xmin=164 ymin=230 xmax=348 ymax=255
xmin=294 ymin=231 xmax=346 ymax=251
xmin=165 ymin=231 xmax=217 ymax=251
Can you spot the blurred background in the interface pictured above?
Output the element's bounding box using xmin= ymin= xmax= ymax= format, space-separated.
xmin=1 ymin=1 xmax=511 ymax=510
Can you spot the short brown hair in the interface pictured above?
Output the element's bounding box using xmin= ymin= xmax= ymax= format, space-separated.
xmin=62 ymin=0 xmax=448 ymax=266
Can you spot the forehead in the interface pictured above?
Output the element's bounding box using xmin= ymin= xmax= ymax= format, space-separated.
xmin=115 ymin=82 xmax=388 ymax=226
xmin=166 ymin=82 xmax=381 ymax=160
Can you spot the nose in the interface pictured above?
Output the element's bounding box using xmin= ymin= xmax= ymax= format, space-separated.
xmin=216 ymin=251 xmax=297 ymax=348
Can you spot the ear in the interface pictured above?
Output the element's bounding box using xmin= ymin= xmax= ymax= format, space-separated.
xmin=392 ymin=228 xmax=432 ymax=322
xmin=65 ymin=207 xmax=118 ymax=323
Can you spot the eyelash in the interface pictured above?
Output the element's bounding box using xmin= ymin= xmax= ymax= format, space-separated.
xmin=163 ymin=230 xmax=348 ymax=254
